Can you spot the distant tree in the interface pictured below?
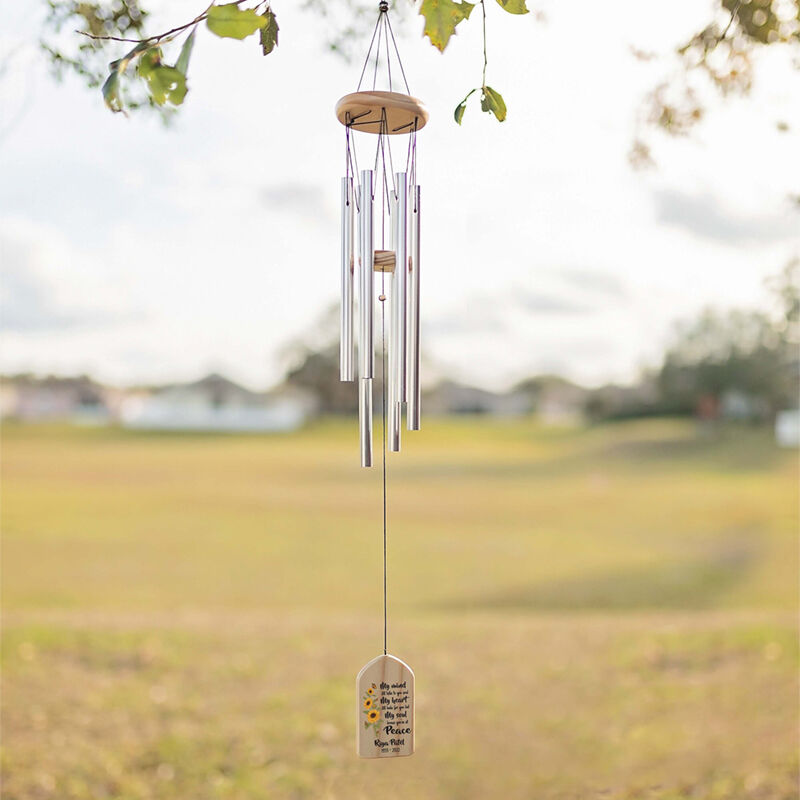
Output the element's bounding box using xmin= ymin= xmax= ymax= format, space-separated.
xmin=583 ymin=375 xmax=661 ymax=422
xmin=284 ymin=344 xmax=358 ymax=414
xmin=657 ymin=260 xmax=799 ymax=418
xmin=279 ymin=303 xmax=389 ymax=414
xmin=631 ymin=0 xmax=800 ymax=170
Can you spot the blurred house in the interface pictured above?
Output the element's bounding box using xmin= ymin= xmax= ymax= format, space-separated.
xmin=423 ymin=380 xmax=531 ymax=416
xmin=514 ymin=375 xmax=588 ymax=424
xmin=774 ymin=409 xmax=799 ymax=447
xmin=0 ymin=374 xmax=110 ymax=423
xmin=120 ymin=373 xmax=316 ymax=433
xmin=583 ymin=378 xmax=660 ymax=422
xmin=720 ymin=389 xmax=770 ymax=422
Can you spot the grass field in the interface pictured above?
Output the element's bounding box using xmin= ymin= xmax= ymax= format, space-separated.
xmin=1 ymin=417 xmax=798 ymax=799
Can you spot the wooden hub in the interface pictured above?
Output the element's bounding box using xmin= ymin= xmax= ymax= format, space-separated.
xmin=336 ymin=90 xmax=429 ymax=135
xmin=354 ymin=250 xmax=411 ymax=273
xmin=373 ymin=250 xmax=396 ymax=272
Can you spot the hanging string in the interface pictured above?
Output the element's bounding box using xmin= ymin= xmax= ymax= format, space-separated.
xmin=404 ymin=118 xmax=413 ymax=174
xmin=383 ymin=13 xmax=393 ymax=93
xmin=357 ymin=3 xmax=411 ymax=96
xmin=346 ymin=123 xmax=361 ymax=212
xmin=380 ymin=217 xmax=388 ymax=656
xmin=385 ymin=121 xmax=396 ymax=188
xmin=372 ymin=13 xmax=383 ymax=91
xmin=385 ymin=11 xmax=411 ymax=94
xmin=356 ymin=10 xmax=383 ymax=92
xmin=407 ymin=122 xmax=418 ymax=211
xmin=377 ymin=109 xmax=395 ymax=212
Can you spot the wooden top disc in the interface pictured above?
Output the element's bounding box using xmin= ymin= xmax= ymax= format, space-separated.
xmin=336 ymin=91 xmax=429 ymax=135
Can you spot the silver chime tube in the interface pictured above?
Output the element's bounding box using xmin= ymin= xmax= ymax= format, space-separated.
xmin=359 ymin=170 xmax=374 ymax=380
xmin=359 ymin=378 xmax=373 ymax=467
xmin=393 ymin=173 xmax=408 ymax=404
xmin=388 ymin=297 xmax=401 ymax=452
xmin=387 ymin=187 xmax=401 ymax=452
xmin=340 ymin=177 xmax=355 ymax=381
xmin=407 ymin=184 xmax=421 ymax=430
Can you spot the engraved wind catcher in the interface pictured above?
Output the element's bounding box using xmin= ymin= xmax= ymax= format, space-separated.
xmin=336 ymin=1 xmax=425 ymax=759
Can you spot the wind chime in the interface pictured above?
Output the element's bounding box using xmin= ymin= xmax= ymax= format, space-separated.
xmin=336 ymin=1 xmax=428 ymax=759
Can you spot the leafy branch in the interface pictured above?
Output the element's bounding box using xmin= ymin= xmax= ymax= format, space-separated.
xmin=58 ymin=0 xmax=533 ymax=120
xmin=77 ymin=1 xmax=279 ymax=115
xmin=77 ymin=0 xmax=229 ymax=45
xmin=630 ymin=0 xmax=799 ymax=169
xmin=449 ymin=0 xmax=527 ymax=125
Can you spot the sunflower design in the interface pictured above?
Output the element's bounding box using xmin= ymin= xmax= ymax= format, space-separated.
xmin=362 ymin=685 xmax=382 ymax=733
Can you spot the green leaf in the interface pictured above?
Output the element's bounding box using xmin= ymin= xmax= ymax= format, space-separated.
xmin=495 ymin=0 xmax=528 ymax=14
xmin=259 ymin=9 xmax=279 ymax=55
xmin=138 ymin=49 xmax=188 ymax=106
xmin=102 ymin=70 xmax=123 ymax=113
xmin=136 ymin=47 xmax=161 ymax=77
xmin=149 ymin=65 xmax=188 ymax=105
xmin=102 ymin=41 xmax=150 ymax=113
xmin=454 ymin=88 xmax=476 ymax=125
xmin=419 ymin=0 xmax=475 ymax=52
xmin=176 ymin=29 xmax=196 ymax=75
xmin=481 ymin=85 xmax=507 ymax=121
xmin=116 ymin=41 xmax=151 ymax=75
xmin=207 ymin=3 xmax=267 ymax=40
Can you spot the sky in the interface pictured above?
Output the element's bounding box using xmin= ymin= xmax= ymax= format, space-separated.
xmin=1 ymin=0 xmax=798 ymax=391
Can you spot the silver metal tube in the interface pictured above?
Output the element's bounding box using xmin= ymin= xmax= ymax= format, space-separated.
xmin=393 ymin=173 xmax=408 ymax=404
xmin=388 ymin=291 xmax=401 ymax=452
xmin=359 ymin=170 xmax=374 ymax=379
xmin=387 ymin=187 xmax=401 ymax=452
xmin=359 ymin=378 xmax=373 ymax=467
xmin=340 ymin=177 xmax=354 ymax=381
xmin=389 ymin=402 xmax=401 ymax=451
xmin=407 ymin=184 xmax=421 ymax=430
xmin=355 ymin=184 xmax=362 ymax=374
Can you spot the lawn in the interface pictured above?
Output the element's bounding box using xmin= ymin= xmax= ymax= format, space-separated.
xmin=1 ymin=417 xmax=798 ymax=799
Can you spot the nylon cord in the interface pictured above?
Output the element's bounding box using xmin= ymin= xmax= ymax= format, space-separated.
xmin=356 ymin=11 xmax=383 ymax=91
xmin=384 ymin=14 xmax=393 ymax=93
xmin=372 ymin=15 xmax=383 ymax=91
xmin=385 ymin=13 xmax=411 ymax=94
xmin=380 ymin=225 xmax=388 ymax=656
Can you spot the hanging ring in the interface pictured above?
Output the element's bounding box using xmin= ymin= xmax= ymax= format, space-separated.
xmin=379 ymin=1 xmax=389 ymax=12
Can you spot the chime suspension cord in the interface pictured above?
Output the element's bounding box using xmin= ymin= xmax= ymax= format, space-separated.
xmin=384 ymin=13 xmax=393 ymax=93
xmin=357 ymin=10 xmax=383 ymax=92
xmin=384 ymin=11 xmax=411 ymax=94
xmin=372 ymin=14 xmax=384 ymax=91
xmin=357 ymin=4 xmax=411 ymax=96
xmin=379 ymin=109 xmax=389 ymax=657
xmin=381 ymin=242 xmax=388 ymax=656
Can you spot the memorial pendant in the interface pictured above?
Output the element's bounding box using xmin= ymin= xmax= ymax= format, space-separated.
xmin=356 ymin=654 xmax=415 ymax=758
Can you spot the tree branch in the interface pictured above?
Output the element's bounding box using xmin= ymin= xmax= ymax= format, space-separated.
xmin=717 ymin=0 xmax=742 ymax=46
xmin=75 ymin=0 xmax=256 ymax=47
xmin=480 ymin=0 xmax=488 ymax=87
